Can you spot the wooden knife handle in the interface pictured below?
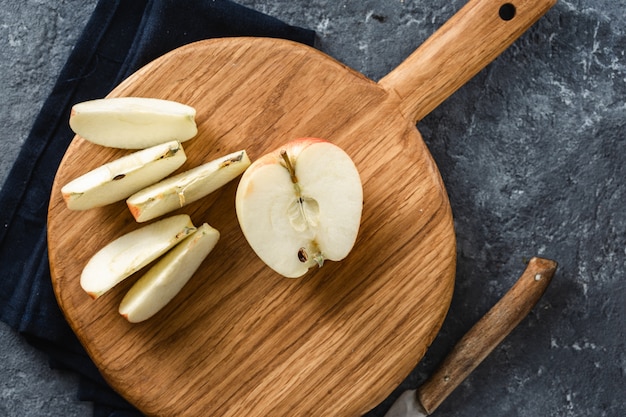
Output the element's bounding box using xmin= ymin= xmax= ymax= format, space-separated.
xmin=379 ymin=0 xmax=556 ymax=123
xmin=417 ymin=257 xmax=557 ymax=414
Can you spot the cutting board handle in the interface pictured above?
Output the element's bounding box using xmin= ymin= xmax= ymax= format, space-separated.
xmin=379 ymin=0 xmax=556 ymax=123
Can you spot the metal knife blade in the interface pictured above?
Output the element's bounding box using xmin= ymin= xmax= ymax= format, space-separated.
xmin=384 ymin=390 xmax=427 ymax=417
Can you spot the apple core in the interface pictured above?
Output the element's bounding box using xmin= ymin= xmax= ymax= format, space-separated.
xmin=286 ymin=197 xmax=320 ymax=233
xmin=281 ymin=149 xmax=325 ymax=266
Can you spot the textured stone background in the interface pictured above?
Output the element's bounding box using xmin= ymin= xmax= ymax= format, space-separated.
xmin=1 ymin=1 xmax=624 ymax=416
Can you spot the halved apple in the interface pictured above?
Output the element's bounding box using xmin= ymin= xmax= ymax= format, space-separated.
xmin=61 ymin=141 xmax=186 ymax=210
xmin=119 ymin=223 xmax=220 ymax=323
xmin=80 ymin=214 xmax=196 ymax=299
xmin=127 ymin=150 xmax=251 ymax=222
xmin=69 ymin=97 xmax=198 ymax=149
xmin=235 ymin=138 xmax=363 ymax=278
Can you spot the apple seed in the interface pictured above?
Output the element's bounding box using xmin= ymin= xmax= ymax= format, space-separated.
xmin=298 ymin=247 xmax=308 ymax=262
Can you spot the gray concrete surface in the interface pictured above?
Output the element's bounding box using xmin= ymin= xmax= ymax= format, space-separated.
xmin=1 ymin=0 xmax=625 ymax=416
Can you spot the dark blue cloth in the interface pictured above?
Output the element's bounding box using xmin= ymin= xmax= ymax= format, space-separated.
xmin=0 ymin=1 xmax=315 ymax=415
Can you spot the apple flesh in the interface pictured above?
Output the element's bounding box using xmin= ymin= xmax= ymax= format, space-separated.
xmin=127 ymin=150 xmax=251 ymax=222
xmin=61 ymin=140 xmax=186 ymax=210
xmin=119 ymin=223 xmax=220 ymax=323
xmin=235 ymin=138 xmax=363 ymax=278
xmin=81 ymin=214 xmax=196 ymax=299
xmin=69 ymin=97 xmax=198 ymax=149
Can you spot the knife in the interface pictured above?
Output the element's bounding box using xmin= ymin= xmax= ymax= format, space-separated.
xmin=384 ymin=256 xmax=557 ymax=417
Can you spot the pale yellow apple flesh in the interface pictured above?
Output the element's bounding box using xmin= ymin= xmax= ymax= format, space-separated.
xmin=61 ymin=140 xmax=186 ymax=210
xmin=119 ymin=223 xmax=220 ymax=323
xmin=127 ymin=150 xmax=251 ymax=222
xmin=235 ymin=138 xmax=363 ymax=278
xmin=69 ymin=97 xmax=197 ymax=149
xmin=80 ymin=214 xmax=196 ymax=299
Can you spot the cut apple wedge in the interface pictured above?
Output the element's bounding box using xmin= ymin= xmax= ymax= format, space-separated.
xmin=119 ymin=223 xmax=220 ymax=323
xmin=61 ymin=141 xmax=186 ymax=211
xmin=127 ymin=150 xmax=251 ymax=222
xmin=69 ymin=97 xmax=198 ymax=149
xmin=81 ymin=214 xmax=196 ymax=299
xmin=235 ymin=138 xmax=363 ymax=278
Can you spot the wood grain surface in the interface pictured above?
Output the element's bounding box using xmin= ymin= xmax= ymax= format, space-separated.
xmin=47 ymin=1 xmax=555 ymax=415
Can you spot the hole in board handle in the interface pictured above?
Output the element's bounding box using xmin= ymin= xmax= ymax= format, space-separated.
xmin=499 ymin=3 xmax=516 ymax=21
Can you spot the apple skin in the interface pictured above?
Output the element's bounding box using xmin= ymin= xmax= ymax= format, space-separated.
xmin=235 ymin=138 xmax=363 ymax=278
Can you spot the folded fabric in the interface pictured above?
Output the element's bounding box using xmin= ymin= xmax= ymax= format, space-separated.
xmin=0 ymin=0 xmax=315 ymax=415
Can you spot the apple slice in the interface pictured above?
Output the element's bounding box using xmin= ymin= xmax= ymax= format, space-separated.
xmin=61 ymin=140 xmax=186 ymax=210
xmin=119 ymin=223 xmax=220 ymax=323
xmin=127 ymin=150 xmax=251 ymax=222
xmin=235 ymin=138 xmax=363 ymax=278
xmin=81 ymin=214 xmax=196 ymax=299
xmin=69 ymin=97 xmax=198 ymax=149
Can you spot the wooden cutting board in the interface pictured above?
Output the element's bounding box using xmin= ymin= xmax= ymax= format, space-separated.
xmin=47 ymin=1 xmax=555 ymax=415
